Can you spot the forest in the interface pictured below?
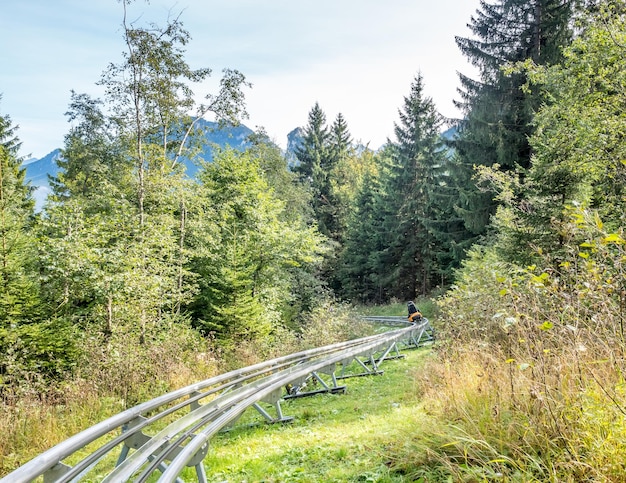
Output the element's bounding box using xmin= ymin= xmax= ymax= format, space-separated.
xmin=2 ymin=0 xmax=626 ymax=479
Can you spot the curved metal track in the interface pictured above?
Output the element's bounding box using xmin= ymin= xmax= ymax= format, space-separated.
xmin=1 ymin=317 xmax=434 ymax=483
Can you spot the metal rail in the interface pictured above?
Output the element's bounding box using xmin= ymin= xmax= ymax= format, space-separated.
xmin=1 ymin=317 xmax=433 ymax=483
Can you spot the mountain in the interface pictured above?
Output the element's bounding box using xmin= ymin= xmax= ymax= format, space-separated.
xmin=23 ymin=121 xmax=455 ymax=211
xmin=24 ymin=149 xmax=62 ymax=210
xmin=441 ymin=125 xmax=458 ymax=140
xmin=285 ymin=127 xmax=304 ymax=168
xmin=22 ymin=120 xmax=254 ymax=210
xmin=190 ymin=119 xmax=254 ymax=176
xmin=24 ymin=149 xmax=62 ymax=184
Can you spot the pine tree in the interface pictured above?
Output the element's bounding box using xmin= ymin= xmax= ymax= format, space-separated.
xmin=426 ymin=153 xmax=473 ymax=279
xmin=294 ymin=103 xmax=333 ymax=235
xmin=450 ymin=0 xmax=577 ymax=243
xmin=365 ymin=145 xmax=402 ymax=302
xmin=384 ymin=74 xmax=447 ymax=298
xmin=0 ymin=107 xmax=38 ymax=326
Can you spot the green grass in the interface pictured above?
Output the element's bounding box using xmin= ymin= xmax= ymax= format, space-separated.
xmin=200 ymin=347 xmax=434 ymax=482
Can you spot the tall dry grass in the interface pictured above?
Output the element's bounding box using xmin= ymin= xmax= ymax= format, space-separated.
xmin=404 ymin=209 xmax=626 ymax=481
xmin=0 ymin=301 xmax=372 ymax=477
xmin=0 ymin=320 xmax=219 ymax=476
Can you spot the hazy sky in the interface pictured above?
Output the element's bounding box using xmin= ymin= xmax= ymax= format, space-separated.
xmin=1 ymin=0 xmax=482 ymax=159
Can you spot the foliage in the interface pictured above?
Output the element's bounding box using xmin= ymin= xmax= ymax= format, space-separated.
xmin=294 ymin=103 xmax=385 ymax=298
xmin=338 ymin=168 xmax=386 ymax=303
xmin=0 ymin=319 xmax=80 ymax=400
xmin=0 ymin=107 xmax=39 ymax=326
xmin=0 ymin=107 xmax=78 ymax=394
xmin=340 ymin=74 xmax=453 ymax=303
xmin=373 ymin=202 xmax=620 ymax=481
xmin=408 ymin=6 xmax=626 ymax=480
xmin=75 ymin=315 xmax=218 ymax=407
xmin=297 ymin=301 xmax=373 ymax=349
xmin=491 ymin=4 xmax=626 ymax=264
xmin=449 ymin=0 xmax=577 ymax=243
xmin=189 ymin=147 xmax=326 ymax=344
xmin=1 ymin=1 xmax=254 ymax=398
xmin=6 ymin=1 xmax=626 ymax=480
xmin=0 ymin=321 xmax=219 ymax=476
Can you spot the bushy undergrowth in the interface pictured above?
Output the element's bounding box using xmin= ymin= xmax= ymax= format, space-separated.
xmin=0 ymin=317 xmax=221 ymax=475
xmin=0 ymin=300 xmax=373 ymax=477
xmin=404 ymin=209 xmax=626 ymax=481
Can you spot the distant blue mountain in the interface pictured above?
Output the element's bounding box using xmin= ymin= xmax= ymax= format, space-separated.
xmin=191 ymin=119 xmax=254 ymax=176
xmin=22 ymin=119 xmax=255 ymax=210
xmin=441 ymin=125 xmax=459 ymax=140
xmin=24 ymin=148 xmax=62 ymax=185
xmin=23 ymin=121 xmax=456 ymax=211
xmin=23 ymin=149 xmax=62 ymax=210
xmin=285 ymin=127 xmax=304 ymax=168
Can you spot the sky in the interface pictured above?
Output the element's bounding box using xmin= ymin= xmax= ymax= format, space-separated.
xmin=0 ymin=0 xmax=482 ymax=160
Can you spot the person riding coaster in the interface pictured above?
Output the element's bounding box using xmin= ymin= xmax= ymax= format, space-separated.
xmin=407 ymin=301 xmax=422 ymax=322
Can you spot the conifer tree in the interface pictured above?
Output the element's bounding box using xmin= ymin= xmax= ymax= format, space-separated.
xmin=339 ymin=169 xmax=384 ymax=302
xmin=294 ymin=103 xmax=333 ymax=235
xmin=0 ymin=107 xmax=79 ymax=386
xmin=329 ymin=113 xmax=352 ymax=164
xmin=189 ymin=147 xmax=325 ymax=342
xmin=294 ymin=105 xmax=364 ymax=296
xmin=344 ymin=74 xmax=449 ymax=302
xmin=327 ymin=113 xmax=355 ymax=243
xmin=0 ymin=108 xmax=38 ymax=326
xmin=492 ymin=4 xmax=626 ymax=264
xmin=450 ymin=0 xmax=576 ymax=244
xmin=382 ymin=74 xmax=446 ymax=298
xmin=294 ymin=103 xmax=329 ymax=181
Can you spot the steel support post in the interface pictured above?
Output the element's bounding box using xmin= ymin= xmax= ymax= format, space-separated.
xmin=284 ymin=370 xmax=347 ymax=399
xmin=337 ymin=356 xmax=384 ymax=379
xmin=43 ymin=463 xmax=71 ymax=483
xmin=195 ymin=462 xmax=208 ymax=483
xmin=252 ymin=401 xmax=294 ymax=424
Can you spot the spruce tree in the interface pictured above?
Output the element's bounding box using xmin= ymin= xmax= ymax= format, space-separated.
xmin=0 ymin=108 xmax=38 ymax=326
xmin=367 ymin=74 xmax=446 ymax=300
xmin=294 ymin=105 xmax=364 ymax=296
xmin=327 ymin=113 xmax=355 ymax=243
xmin=391 ymin=74 xmax=446 ymax=297
xmin=329 ymin=113 xmax=352 ymax=164
xmin=339 ymin=169 xmax=385 ymax=303
xmin=0 ymin=107 xmax=79 ymax=386
xmin=189 ymin=147 xmax=325 ymax=342
xmin=450 ymin=0 xmax=576 ymax=244
xmin=294 ymin=103 xmax=333 ymax=236
xmin=492 ymin=4 xmax=626 ymax=264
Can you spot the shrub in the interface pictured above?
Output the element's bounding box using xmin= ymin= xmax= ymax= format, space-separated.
xmin=420 ymin=208 xmax=626 ymax=480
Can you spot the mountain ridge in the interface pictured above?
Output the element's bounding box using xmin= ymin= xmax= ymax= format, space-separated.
xmin=23 ymin=119 xmax=255 ymax=210
xmin=23 ymin=122 xmax=458 ymax=210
